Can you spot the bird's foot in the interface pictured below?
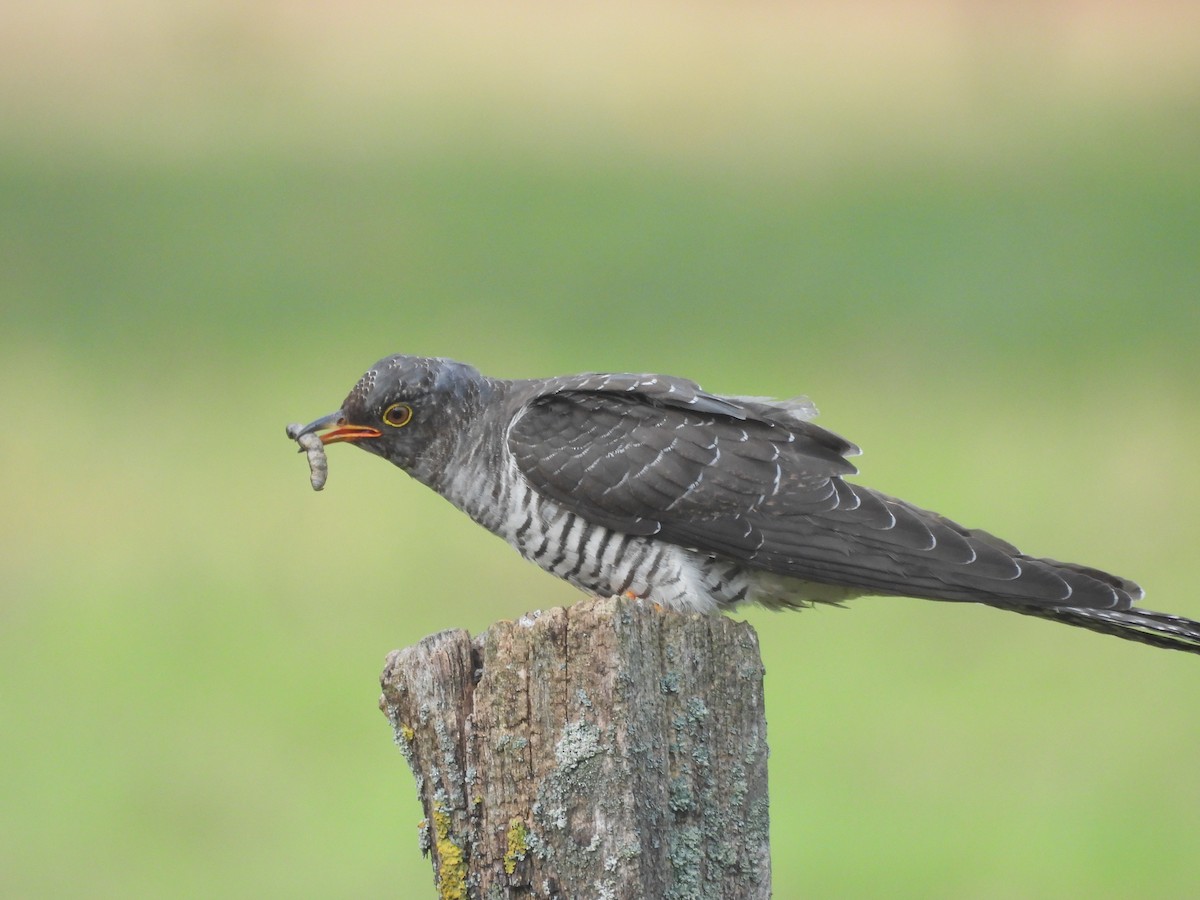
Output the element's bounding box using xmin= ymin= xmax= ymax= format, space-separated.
xmin=621 ymin=589 xmax=666 ymax=613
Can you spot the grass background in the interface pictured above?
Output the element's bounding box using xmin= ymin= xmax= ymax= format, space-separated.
xmin=2 ymin=2 xmax=1198 ymax=896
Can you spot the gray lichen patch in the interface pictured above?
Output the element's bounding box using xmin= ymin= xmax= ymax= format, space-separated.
xmin=494 ymin=733 xmax=530 ymax=753
xmin=668 ymin=775 xmax=694 ymax=813
xmin=554 ymin=721 xmax=603 ymax=771
xmin=666 ymin=825 xmax=704 ymax=900
xmin=534 ymin=720 xmax=609 ymax=836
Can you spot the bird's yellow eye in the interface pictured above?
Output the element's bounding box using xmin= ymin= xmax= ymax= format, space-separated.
xmin=382 ymin=403 xmax=413 ymax=428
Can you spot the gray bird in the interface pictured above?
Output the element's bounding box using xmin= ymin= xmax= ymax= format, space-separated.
xmin=290 ymin=355 xmax=1200 ymax=655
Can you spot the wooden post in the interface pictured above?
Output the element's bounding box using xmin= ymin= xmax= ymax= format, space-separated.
xmin=379 ymin=595 xmax=771 ymax=899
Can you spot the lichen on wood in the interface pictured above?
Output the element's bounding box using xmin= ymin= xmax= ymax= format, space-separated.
xmin=379 ymin=596 xmax=770 ymax=899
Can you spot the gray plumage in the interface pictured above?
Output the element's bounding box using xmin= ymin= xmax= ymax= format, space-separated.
xmin=290 ymin=354 xmax=1200 ymax=655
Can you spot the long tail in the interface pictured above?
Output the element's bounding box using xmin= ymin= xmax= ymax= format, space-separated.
xmin=1006 ymin=604 xmax=1200 ymax=655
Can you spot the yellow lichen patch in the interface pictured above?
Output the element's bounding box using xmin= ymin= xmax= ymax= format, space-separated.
xmin=399 ymin=723 xmax=415 ymax=742
xmin=504 ymin=816 xmax=529 ymax=875
xmin=431 ymin=801 xmax=467 ymax=900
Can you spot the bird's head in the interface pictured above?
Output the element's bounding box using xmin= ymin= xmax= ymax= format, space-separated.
xmin=292 ymin=355 xmax=489 ymax=481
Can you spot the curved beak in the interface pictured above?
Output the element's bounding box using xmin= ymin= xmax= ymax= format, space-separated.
xmin=287 ymin=410 xmax=382 ymax=445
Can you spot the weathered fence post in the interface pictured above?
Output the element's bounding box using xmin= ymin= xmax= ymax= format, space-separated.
xmin=379 ymin=595 xmax=771 ymax=899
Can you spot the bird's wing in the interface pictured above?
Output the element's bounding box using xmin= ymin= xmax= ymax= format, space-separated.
xmin=507 ymin=378 xmax=1135 ymax=611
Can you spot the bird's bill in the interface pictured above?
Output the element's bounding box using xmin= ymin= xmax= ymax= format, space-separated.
xmin=293 ymin=410 xmax=382 ymax=445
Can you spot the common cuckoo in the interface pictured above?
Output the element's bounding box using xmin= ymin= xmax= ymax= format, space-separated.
xmin=288 ymin=355 xmax=1200 ymax=655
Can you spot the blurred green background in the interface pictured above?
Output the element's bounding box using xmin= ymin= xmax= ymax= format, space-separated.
xmin=2 ymin=2 xmax=1198 ymax=897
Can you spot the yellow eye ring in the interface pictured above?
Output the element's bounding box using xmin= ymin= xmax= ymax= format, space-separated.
xmin=382 ymin=403 xmax=413 ymax=428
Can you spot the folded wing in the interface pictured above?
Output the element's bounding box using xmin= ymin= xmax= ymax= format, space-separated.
xmin=507 ymin=379 xmax=1138 ymax=612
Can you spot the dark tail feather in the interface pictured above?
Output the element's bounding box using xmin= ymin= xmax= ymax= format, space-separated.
xmin=1007 ymin=604 xmax=1200 ymax=656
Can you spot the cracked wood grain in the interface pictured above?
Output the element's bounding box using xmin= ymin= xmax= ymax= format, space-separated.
xmin=380 ymin=596 xmax=770 ymax=899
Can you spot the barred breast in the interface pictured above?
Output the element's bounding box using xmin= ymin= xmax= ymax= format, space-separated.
xmin=438 ymin=439 xmax=752 ymax=613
